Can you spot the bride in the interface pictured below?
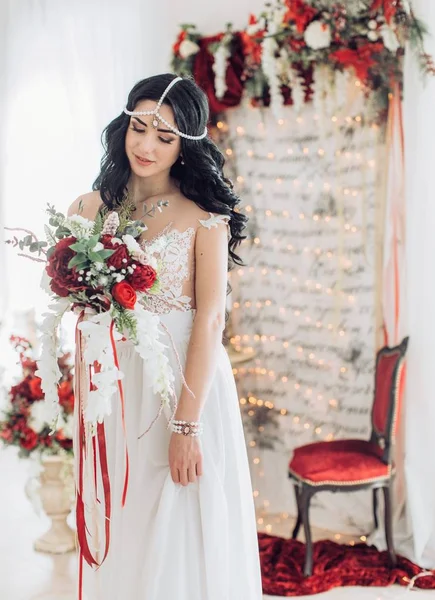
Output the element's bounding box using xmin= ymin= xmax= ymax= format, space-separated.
xmin=67 ymin=74 xmax=263 ymax=600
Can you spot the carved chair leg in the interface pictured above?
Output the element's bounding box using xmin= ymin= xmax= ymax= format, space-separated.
xmin=292 ymin=483 xmax=302 ymax=540
xmin=373 ymin=488 xmax=379 ymax=530
xmin=383 ymin=485 xmax=397 ymax=567
xmin=300 ymin=485 xmax=314 ymax=577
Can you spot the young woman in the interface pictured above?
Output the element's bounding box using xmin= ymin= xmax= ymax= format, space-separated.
xmin=67 ymin=74 xmax=263 ymax=600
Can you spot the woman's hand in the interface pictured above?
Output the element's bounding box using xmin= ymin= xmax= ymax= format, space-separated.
xmin=169 ymin=433 xmax=203 ymax=486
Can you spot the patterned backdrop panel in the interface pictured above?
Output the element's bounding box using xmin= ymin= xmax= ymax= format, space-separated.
xmin=225 ymin=92 xmax=385 ymax=533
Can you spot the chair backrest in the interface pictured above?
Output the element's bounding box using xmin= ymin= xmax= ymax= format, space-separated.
xmin=370 ymin=336 xmax=409 ymax=464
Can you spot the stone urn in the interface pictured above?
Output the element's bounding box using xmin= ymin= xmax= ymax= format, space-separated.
xmin=33 ymin=455 xmax=76 ymax=554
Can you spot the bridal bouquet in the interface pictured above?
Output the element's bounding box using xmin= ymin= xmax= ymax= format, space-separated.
xmin=6 ymin=203 xmax=176 ymax=433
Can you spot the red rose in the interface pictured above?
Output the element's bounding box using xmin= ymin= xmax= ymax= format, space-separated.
xmin=20 ymin=426 xmax=38 ymax=451
xmin=28 ymin=377 xmax=44 ymax=401
xmin=106 ymin=243 xmax=131 ymax=270
xmin=50 ymin=278 xmax=69 ymax=297
xmin=112 ymin=281 xmax=137 ymax=309
xmin=46 ymin=236 xmax=85 ymax=292
xmin=127 ymin=264 xmax=157 ymax=292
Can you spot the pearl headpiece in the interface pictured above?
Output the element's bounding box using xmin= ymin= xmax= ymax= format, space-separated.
xmin=123 ymin=76 xmax=207 ymax=141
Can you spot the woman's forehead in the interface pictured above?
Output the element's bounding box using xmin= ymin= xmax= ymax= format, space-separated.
xmin=132 ymin=99 xmax=176 ymax=124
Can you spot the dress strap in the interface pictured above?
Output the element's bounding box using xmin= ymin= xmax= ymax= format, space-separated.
xmin=198 ymin=212 xmax=231 ymax=230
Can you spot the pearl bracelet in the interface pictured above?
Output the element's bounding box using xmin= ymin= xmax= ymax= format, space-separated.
xmin=169 ymin=419 xmax=204 ymax=437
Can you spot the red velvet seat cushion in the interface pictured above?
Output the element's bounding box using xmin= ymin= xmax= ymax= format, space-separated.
xmin=289 ymin=439 xmax=391 ymax=486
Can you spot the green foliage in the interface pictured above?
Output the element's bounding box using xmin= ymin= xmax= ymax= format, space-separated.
xmin=112 ymin=306 xmax=138 ymax=343
xmin=68 ymin=235 xmax=114 ymax=270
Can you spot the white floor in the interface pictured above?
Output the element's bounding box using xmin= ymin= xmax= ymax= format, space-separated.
xmin=0 ymin=447 xmax=432 ymax=600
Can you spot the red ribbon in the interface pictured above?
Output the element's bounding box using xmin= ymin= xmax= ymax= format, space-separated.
xmin=75 ymin=314 xmax=130 ymax=599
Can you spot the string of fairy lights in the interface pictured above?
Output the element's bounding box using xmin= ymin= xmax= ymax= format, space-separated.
xmin=217 ymin=84 xmax=382 ymax=533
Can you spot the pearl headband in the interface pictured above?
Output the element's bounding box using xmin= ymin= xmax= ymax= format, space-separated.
xmin=123 ymin=76 xmax=208 ymax=141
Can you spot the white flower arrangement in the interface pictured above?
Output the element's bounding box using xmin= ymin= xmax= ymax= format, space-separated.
xmin=212 ymin=30 xmax=233 ymax=100
xmin=261 ymin=32 xmax=284 ymax=118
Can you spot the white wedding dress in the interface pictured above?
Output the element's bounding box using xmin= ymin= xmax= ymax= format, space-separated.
xmin=78 ymin=213 xmax=263 ymax=600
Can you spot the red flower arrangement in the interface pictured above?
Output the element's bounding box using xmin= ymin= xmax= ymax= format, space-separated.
xmin=0 ymin=336 xmax=75 ymax=458
xmin=171 ymin=0 xmax=432 ymax=120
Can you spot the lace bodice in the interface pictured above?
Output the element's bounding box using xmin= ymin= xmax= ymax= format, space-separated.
xmin=138 ymin=213 xmax=230 ymax=315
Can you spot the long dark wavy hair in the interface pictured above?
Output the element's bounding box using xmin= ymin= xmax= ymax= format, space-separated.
xmin=92 ymin=73 xmax=247 ymax=266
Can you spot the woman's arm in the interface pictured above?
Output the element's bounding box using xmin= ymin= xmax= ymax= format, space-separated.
xmin=173 ymin=220 xmax=229 ymax=421
xmin=168 ymin=219 xmax=228 ymax=486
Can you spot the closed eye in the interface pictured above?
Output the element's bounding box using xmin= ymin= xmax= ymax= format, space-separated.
xmin=131 ymin=125 xmax=174 ymax=144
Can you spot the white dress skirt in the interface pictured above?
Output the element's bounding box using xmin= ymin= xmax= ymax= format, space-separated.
xmin=79 ymin=308 xmax=263 ymax=600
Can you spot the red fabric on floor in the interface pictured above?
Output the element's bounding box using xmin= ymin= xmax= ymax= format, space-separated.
xmin=258 ymin=534 xmax=435 ymax=596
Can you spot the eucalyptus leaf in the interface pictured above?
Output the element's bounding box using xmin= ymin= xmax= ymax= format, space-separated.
xmin=69 ymin=241 xmax=88 ymax=252
xmin=88 ymin=250 xmax=105 ymax=262
xmin=68 ymin=255 xmax=88 ymax=269
xmin=88 ymin=234 xmax=100 ymax=247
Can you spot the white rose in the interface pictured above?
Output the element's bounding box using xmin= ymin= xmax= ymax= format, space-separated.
xmin=381 ymin=24 xmax=400 ymax=53
xmin=122 ymin=233 xmax=142 ymax=254
xmin=179 ymin=39 xmax=200 ymax=59
xmin=304 ymin=21 xmax=332 ymax=50
xmin=368 ymin=19 xmax=378 ymax=30
xmin=367 ymin=30 xmax=379 ymax=41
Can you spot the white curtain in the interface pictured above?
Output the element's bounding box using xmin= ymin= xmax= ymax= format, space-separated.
xmin=0 ymin=0 xmax=170 ymax=382
xmin=402 ymin=0 xmax=435 ymax=569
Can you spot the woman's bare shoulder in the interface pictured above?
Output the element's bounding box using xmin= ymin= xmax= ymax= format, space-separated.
xmin=171 ymin=193 xmax=212 ymax=222
xmin=67 ymin=190 xmax=103 ymax=220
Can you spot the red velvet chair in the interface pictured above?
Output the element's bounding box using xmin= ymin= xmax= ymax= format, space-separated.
xmin=288 ymin=336 xmax=409 ymax=576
